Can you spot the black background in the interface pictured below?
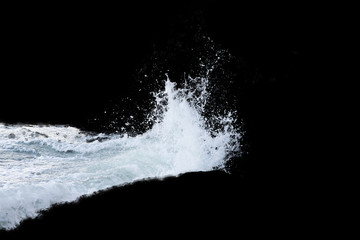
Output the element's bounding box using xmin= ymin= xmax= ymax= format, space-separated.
xmin=1 ymin=1 xmax=330 ymax=236
xmin=1 ymin=1 xmax=311 ymax=125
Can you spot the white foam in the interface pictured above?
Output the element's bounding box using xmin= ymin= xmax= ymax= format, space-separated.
xmin=0 ymin=76 xmax=242 ymax=230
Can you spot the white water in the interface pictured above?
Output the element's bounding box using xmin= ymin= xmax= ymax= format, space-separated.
xmin=0 ymin=77 xmax=241 ymax=230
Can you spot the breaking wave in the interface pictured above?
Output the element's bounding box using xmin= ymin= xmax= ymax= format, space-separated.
xmin=0 ymin=40 xmax=243 ymax=230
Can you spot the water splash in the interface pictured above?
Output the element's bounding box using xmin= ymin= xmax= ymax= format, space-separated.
xmin=0 ymin=37 xmax=243 ymax=230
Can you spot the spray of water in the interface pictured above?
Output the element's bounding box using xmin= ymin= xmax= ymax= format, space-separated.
xmin=0 ymin=39 xmax=243 ymax=230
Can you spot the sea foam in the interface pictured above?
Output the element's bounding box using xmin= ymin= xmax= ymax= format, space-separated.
xmin=0 ymin=71 xmax=242 ymax=230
